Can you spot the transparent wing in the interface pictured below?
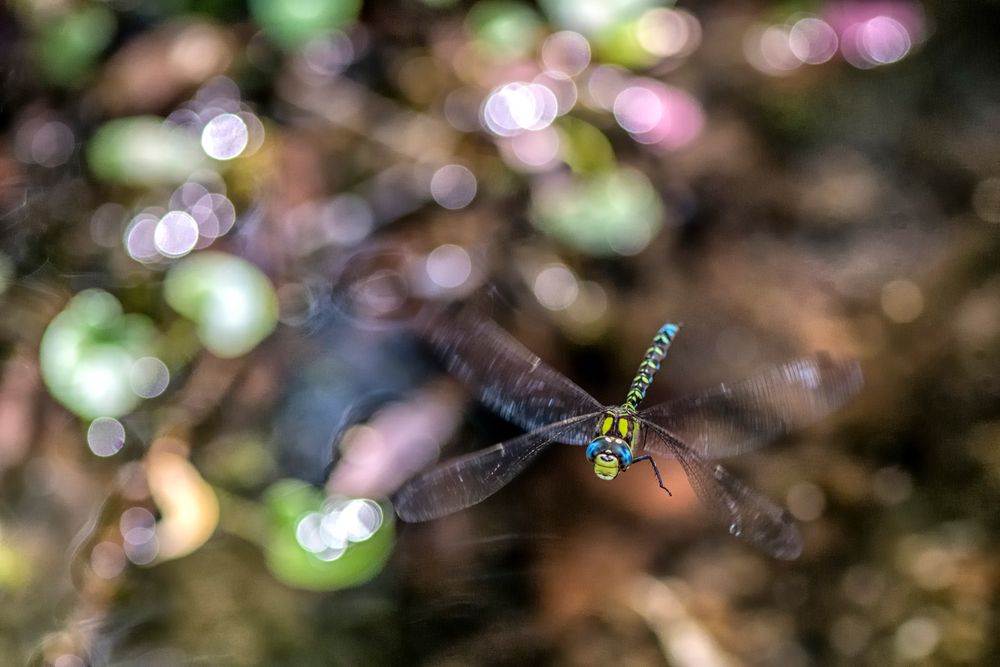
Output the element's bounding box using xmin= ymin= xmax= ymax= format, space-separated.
xmin=639 ymin=356 xmax=862 ymax=459
xmin=394 ymin=412 xmax=599 ymax=522
xmin=641 ymin=421 xmax=803 ymax=559
xmin=417 ymin=305 xmax=602 ymax=434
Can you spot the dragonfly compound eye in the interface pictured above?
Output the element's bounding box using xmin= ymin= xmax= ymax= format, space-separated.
xmin=611 ymin=442 xmax=633 ymax=467
xmin=589 ymin=437 xmax=628 ymax=480
xmin=585 ymin=440 xmax=603 ymax=462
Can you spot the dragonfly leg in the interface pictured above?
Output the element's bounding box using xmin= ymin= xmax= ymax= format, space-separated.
xmin=632 ymin=455 xmax=672 ymax=496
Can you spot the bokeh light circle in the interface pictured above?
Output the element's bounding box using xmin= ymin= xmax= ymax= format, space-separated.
xmin=636 ymin=8 xmax=701 ymax=60
xmin=430 ymin=164 xmax=477 ymax=209
xmin=745 ymin=24 xmax=801 ymax=75
xmin=501 ymin=126 xmax=561 ymax=172
xmin=201 ymin=113 xmax=249 ymax=160
xmin=119 ymin=506 xmax=159 ymax=564
xmin=15 ymin=119 xmax=76 ymax=168
xmin=789 ymin=17 xmax=839 ymax=64
xmin=302 ymin=31 xmax=355 ymax=77
xmin=425 ymin=244 xmax=472 ymax=289
xmin=613 ymin=81 xmax=704 ymax=150
xmin=534 ymin=264 xmax=579 ymax=310
xmin=894 ymin=616 xmax=940 ymax=661
xmin=125 ymin=212 xmax=160 ymax=263
xmin=859 ymin=16 xmax=911 ymax=65
xmin=129 ymin=356 xmax=170 ymax=398
xmin=154 ymin=211 xmax=199 ymax=257
xmin=533 ymin=71 xmax=577 ymax=115
xmin=540 ymin=31 xmax=591 ymax=76
xmin=786 ymin=481 xmax=827 ymax=521
xmin=614 ymin=86 xmax=663 ymax=134
xmin=482 ymin=82 xmax=558 ymax=136
xmin=87 ymin=417 xmax=126 ymax=457
xmin=338 ymin=499 xmax=383 ymax=542
xmin=295 ymin=512 xmax=330 ymax=554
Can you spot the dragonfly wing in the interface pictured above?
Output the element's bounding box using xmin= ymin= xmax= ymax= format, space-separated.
xmin=640 ymin=355 xmax=862 ymax=459
xmin=417 ymin=305 xmax=602 ymax=435
xmin=394 ymin=413 xmax=598 ymax=522
xmin=642 ymin=421 xmax=803 ymax=560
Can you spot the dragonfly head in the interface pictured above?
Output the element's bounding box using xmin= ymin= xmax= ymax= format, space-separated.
xmin=585 ymin=437 xmax=633 ymax=480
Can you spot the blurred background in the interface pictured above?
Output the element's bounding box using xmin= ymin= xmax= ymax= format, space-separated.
xmin=1 ymin=0 xmax=998 ymax=664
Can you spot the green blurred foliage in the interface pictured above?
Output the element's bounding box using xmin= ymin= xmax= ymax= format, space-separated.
xmin=164 ymin=252 xmax=278 ymax=358
xmin=539 ymin=0 xmax=666 ymax=36
xmin=531 ymin=167 xmax=665 ymax=255
xmin=468 ymin=1 xmax=544 ymax=60
xmin=34 ymin=5 xmax=117 ymax=85
xmin=87 ymin=117 xmax=208 ymax=187
xmin=248 ymin=0 xmax=362 ymax=48
xmin=264 ymin=480 xmax=394 ymax=591
xmin=593 ymin=16 xmax=659 ymax=68
xmin=39 ymin=290 xmax=159 ymax=419
xmin=557 ymin=117 xmax=617 ymax=174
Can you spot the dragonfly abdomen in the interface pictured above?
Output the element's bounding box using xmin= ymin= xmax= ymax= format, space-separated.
xmin=623 ymin=323 xmax=680 ymax=411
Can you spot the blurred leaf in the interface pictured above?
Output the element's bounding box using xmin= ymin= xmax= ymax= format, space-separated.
xmin=557 ymin=116 xmax=616 ymax=175
xmin=164 ymin=252 xmax=279 ymax=358
xmin=468 ymin=1 xmax=543 ymax=59
xmin=593 ymin=17 xmax=658 ymax=69
xmin=200 ymin=433 xmax=276 ymax=489
xmin=87 ymin=117 xmax=207 ymax=187
xmin=35 ymin=5 xmax=117 ymax=86
xmin=39 ymin=290 xmax=158 ymax=419
xmin=0 ymin=544 xmax=33 ymax=590
xmin=263 ymin=480 xmax=394 ymax=591
xmin=539 ymin=0 xmax=664 ymax=37
xmin=531 ymin=167 xmax=665 ymax=256
xmin=248 ymin=0 xmax=362 ymax=48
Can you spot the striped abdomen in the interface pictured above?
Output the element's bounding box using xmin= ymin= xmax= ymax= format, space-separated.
xmin=623 ymin=323 xmax=680 ymax=411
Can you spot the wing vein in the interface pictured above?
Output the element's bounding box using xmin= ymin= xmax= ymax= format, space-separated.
xmin=640 ymin=356 xmax=862 ymax=459
xmin=394 ymin=411 xmax=600 ymax=521
xmin=640 ymin=420 xmax=803 ymax=559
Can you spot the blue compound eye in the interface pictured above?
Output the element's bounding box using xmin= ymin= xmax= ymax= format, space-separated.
xmin=585 ymin=441 xmax=603 ymax=462
xmin=611 ymin=442 xmax=633 ymax=467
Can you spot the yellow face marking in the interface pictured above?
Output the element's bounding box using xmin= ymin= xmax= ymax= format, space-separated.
xmin=593 ymin=457 xmax=620 ymax=480
xmin=601 ymin=416 xmax=614 ymax=435
xmin=617 ymin=418 xmax=628 ymax=438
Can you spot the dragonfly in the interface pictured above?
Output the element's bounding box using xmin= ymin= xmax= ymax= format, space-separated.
xmin=393 ymin=306 xmax=863 ymax=559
